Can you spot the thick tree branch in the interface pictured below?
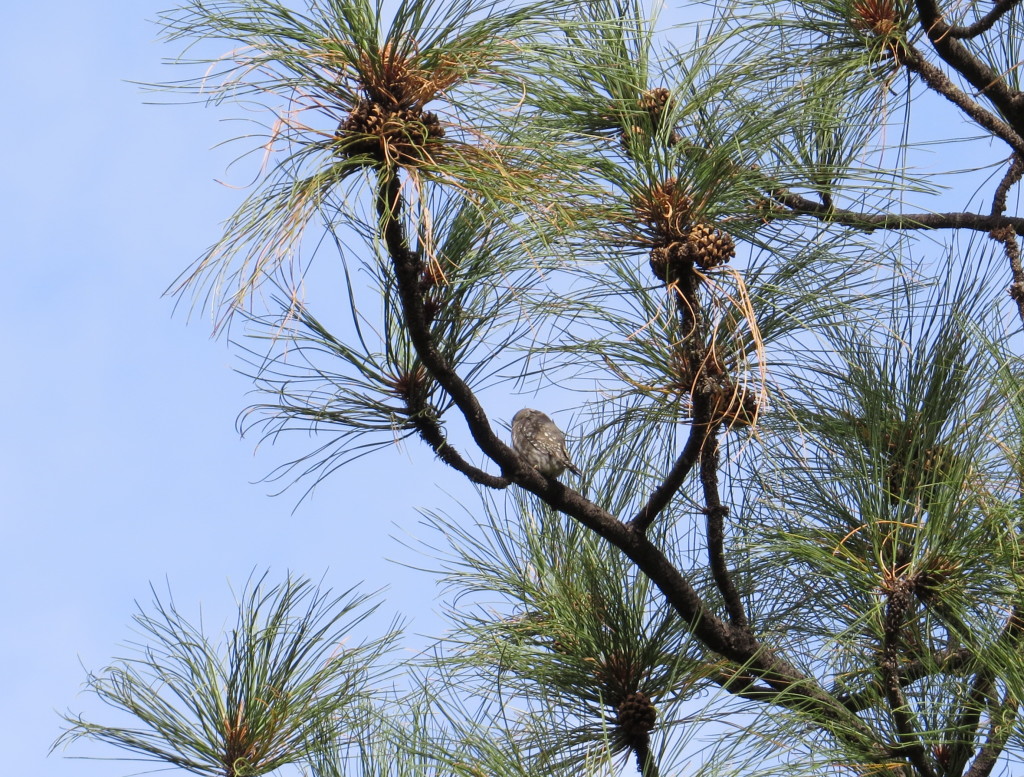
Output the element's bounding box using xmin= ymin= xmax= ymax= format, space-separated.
xmin=711 ymin=669 xmax=778 ymax=702
xmin=911 ymin=2 xmax=1024 ymax=138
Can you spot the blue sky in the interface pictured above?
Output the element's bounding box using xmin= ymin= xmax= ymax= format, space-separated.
xmin=3 ymin=4 xmax=464 ymax=775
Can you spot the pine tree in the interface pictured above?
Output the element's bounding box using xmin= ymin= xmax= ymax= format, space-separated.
xmin=57 ymin=1 xmax=1024 ymax=776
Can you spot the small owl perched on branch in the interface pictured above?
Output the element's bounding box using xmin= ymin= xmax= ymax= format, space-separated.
xmin=511 ymin=409 xmax=581 ymax=478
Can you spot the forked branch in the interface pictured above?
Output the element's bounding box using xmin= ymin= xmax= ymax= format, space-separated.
xmin=374 ymin=169 xmax=887 ymax=755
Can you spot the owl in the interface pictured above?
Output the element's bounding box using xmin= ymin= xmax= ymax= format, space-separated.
xmin=511 ymin=409 xmax=581 ymax=478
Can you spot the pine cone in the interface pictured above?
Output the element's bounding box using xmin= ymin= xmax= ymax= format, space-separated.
xmin=688 ymin=223 xmax=735 ymax=269
xmin=649 ymin=241 xmax=695 ymax=281
xmin=638 ymin=87 xmax=671 ymax=115
xmin=616 ymin=691 xmax=657 ymax=741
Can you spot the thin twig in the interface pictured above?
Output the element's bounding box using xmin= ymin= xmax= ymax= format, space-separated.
xmin=946 ymin=0 xmax=1024 ymax=39
xmin=836 ymin=647 xmax=973 ymax=712
xmin=772 ymin=189 xmax=1024 ymax=234
xmin=408 ymin=411 xmax=510 ymax=488
xmin=700 ymin=435 xmax=749 ymax=629
xmin=991 ymin=155 xmax=1024 ymax=217
xmin=963 ymin=686 xmax=1018 ymax=777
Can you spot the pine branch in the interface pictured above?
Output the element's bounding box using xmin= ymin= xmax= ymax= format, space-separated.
xmin=945 ymin=0 xmax=1024 ymax=40
xmin=374 ymin=169 xmax=517 ymax=481
xmin=880 ymin=583 xmax=936 ymax=777
xmin=771 ymin=189 xmax=1024 ymax=235
xmin=901 ymin=43 xmax=1024 ymax=157
xmin=913 ymin=0 xmax=1024 ymax=139
xmin=963 ymin=687 xmax=1018 ymax=777
xmin=629 ymin=412 xmax=707 ymax=532
xmin=372 ymin=169 xmax=733 ymax=656
xmin=700 ymin=435 xmax=749 ymax=630
xmin=631 ymin=734 xmax=661 ymax=777
xmin=375 ymin=170 xmax=887 ymax=758
xmin=711 ymin=669 xmax=778 ymax=702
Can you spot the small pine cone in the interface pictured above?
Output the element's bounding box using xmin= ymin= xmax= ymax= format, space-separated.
xmin=913 ymin=556 xmax=956 ymax=603
xmin=337 ymin=100 xmax=385 ymax=158
xmin=618 ymin=124 xmax=646 ymax=152
xmin=688 ymin=223 xmax=735 ymax=269
xmin=649 ymin=241 xmax=694 ymax=281
xmin=339 ymin=99 xmax=371 ymax=132
xmin=753 ymin=196 xmax=781 ymax=222
xmin=649 ymin=245 xmax=669 ymax=281
xmin=711 ymin=384 xmax=759 ymax=429
xmin=420 ymin=110 xmax=445 ymax=140
xmin=616 ymin=691 xmax=657 ymax=742
xmin=638 ymin=87 xmax=671 ymax=115
xmin=420 ymin=260 xmax=446 ymax=290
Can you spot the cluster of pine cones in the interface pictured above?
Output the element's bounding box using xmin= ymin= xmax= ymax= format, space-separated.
xmin=337 ymin=99 xmax=444 ymax=162
xmin=649 ymin=221 xmax=736 ymax=280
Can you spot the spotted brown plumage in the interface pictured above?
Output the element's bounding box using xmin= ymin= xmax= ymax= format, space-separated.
xmin=511 ymin=409 xmax=581 ymax=478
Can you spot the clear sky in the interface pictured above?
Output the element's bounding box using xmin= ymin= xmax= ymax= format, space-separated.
xmin=3 ymin=4 xmax=469 ymax=775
